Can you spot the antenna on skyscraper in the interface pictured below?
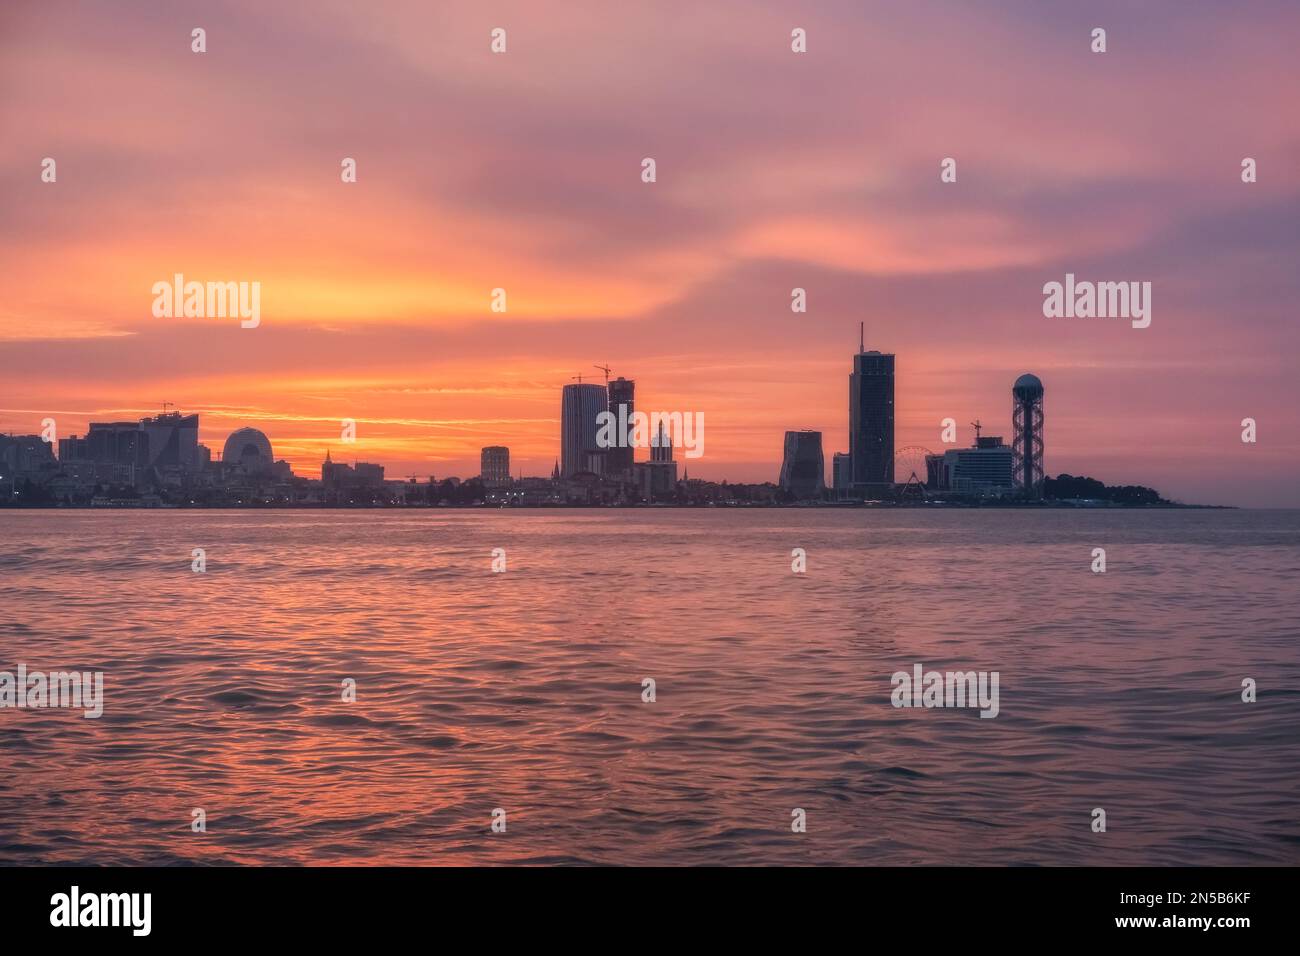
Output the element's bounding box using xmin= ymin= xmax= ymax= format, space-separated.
xmin=859 ymin=322 xmax=864 ymax=353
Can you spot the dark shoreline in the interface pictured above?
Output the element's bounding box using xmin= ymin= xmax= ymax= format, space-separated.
xmin=0 ymin=501 xmax=1236 ymax=510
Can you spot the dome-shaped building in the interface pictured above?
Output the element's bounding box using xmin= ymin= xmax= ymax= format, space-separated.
xmin=223 ymin=427 xmax=274 ymax=475
xmin=1013 ymin=373 xmax=1044 ymax=401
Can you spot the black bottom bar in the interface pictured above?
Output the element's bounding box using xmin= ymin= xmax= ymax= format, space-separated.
xmin=0 ymin=865 xmax=1286 ymax=942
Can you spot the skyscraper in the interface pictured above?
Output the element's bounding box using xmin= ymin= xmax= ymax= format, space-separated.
xmin=561 ymin=382 xmax=608 ymax=477
xmin=832 ymin=452 xmax=852 ymax=496
xmin=83 ymin=422 xmax=148 ymax=469
xmin=780 ymin=430 xmax=826 ymax=499
xmin=606 ymin=377 xmax=635 ymax=477
xmin=480 ymin=446 xmax=510 ymax=487
xmin=58 ymin=409 xmax=208 ymax=489
xmin=139 ymin=412 xmax=199 ymax=471
xmin=849 ymin=335 xmax=895 ymax=489
xmin=1011 ymin=373 xmax=1045 ymax=496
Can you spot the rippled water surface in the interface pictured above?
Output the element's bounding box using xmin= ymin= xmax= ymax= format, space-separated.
xmin=1 ymin=509 xmax=1297 ymax=865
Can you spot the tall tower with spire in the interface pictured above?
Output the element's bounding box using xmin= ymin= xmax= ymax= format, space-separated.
xmin=651 ymin=419 xmax=673 ymax=463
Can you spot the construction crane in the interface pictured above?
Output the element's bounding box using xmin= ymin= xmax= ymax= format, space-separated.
xmin=160 ymin=401 xmax=174 ymax=414
xmin=570 ymin=374 xmax=585 ymax=384
xmin=970 ymin=419 xmax=983 ymax=441
xmin=593 ymin=363 xmax=612 ymax=384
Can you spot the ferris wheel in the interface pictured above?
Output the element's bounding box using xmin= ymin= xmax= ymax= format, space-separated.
xmin=895 ymin=445 xmax=935 ymax=487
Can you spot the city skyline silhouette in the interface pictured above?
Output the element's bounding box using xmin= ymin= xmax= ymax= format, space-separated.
xmin=2 ymin=4 xmax=1297 ymax=506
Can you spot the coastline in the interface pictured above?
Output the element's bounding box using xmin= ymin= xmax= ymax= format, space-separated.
xmin=0 ymin=500 xmax=1236 ymax=510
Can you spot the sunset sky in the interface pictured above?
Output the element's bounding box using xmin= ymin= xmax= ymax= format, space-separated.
xmin=2 ymin=1 xmax=1297 ymax=505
